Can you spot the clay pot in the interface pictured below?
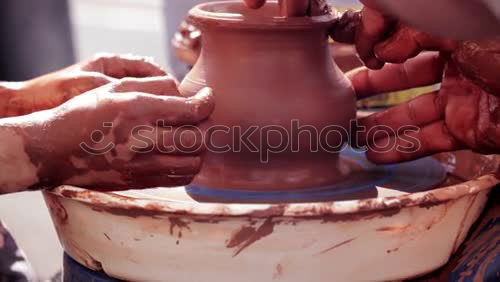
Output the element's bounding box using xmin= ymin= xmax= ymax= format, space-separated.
xmin=180 ymin=1 xmax=356 ymax=190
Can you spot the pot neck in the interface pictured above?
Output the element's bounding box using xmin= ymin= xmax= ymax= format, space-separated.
xmin=199 ymin=27 xmax=331 ymax=66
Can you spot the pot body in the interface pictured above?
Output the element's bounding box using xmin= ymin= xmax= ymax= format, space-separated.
xmin=180 ymin=2 xmax=356 ymax=190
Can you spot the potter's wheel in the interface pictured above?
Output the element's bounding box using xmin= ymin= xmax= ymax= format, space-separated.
xmin=115 ymin=147 xmax=446 ymax=203
xmin=43 ymin=150 xmax=499 ymax=282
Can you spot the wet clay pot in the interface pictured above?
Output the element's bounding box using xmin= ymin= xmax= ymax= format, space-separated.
xmin=180 ymin=1 xmax=356 ymax=190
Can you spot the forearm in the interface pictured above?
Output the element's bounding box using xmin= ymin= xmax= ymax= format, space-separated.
xmin=0 ymin=117 xmax=40 ymax=194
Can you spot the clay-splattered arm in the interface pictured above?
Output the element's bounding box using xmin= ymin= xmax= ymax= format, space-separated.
xmin=0 ymin=54 xmax=167 ymax=119
xmin=0 ymin=76 xmax=214 ymax=194
xmin=0 ymin=117 xmax=40 ymax=194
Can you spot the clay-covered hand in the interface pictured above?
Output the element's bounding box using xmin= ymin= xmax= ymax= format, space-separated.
xmin=0 ymin=54 xmax=166 ymax=117
xmin=0 ymin=76 xmax=214 ymax=193
xmin=349 ymin=39 xmax=500 ymax=164
xmin=336 ymin=0 xmax=458 ymax=69
xmin=352 ymin=0 xmax=500 ymax=41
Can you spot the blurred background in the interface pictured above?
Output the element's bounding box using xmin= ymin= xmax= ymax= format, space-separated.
xmin=0 ymin=0 xmax=363 ymax=280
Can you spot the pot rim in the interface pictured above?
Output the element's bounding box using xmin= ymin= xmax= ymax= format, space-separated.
xmin=45 ymin=174 xmax=499 ymax=219
xmin=188 ymin=1 xmax=336 ymax=30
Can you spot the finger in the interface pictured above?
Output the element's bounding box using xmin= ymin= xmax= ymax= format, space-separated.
xmin=129 ymin=125 xmax=205 ymax=155
xmin=82 ymin=54 xmax=167 ymax=78
xmin=59 ymin=72 xmax=112 ymax=100
xmin=244 ymin=0 xmax=266 ymax=9
xmin=355 ymin=6 xmax=393 ymax=69
xmin=347 ymin=52 xmax=445 ymax=99
xmin=121 ymin=87 xmax=215 ymax=126
xmin=65 ymin=155 xmax=199 ymax=190
xmin=365 ymin=121 xmax=463 ymax=164
xmin=113 ymin=76 xmax=180 ymax=96
xmin=358 ymin=91 xmax=443 ymax=142
xmin=374 ymin=25 xmax=458 ymax=64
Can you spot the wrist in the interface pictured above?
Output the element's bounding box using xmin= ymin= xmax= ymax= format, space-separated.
xmin=0 ymin=116 xmax=42 ymax=193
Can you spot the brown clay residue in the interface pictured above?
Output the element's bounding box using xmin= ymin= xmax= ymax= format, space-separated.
xmin=103 ymin=192 xmax=137 ymax=201
xmin=320 ymin=207 xmax=401 ymax=224
xmin=272 ymin=263 xmax=283 ymax=280
xmin=43 ymin=193 xmax=68 ymax=225
xmin=386 ymin=247 xmax=399 ymax=254
xmin=60 ymin=188 xmax=176 ymax=218
xmin=191 ymin=215 xmax=223 ymax=224
xmin=169 ymin=217 xmax=191 ymax=239
xmin=424 ymin=202 xmax=450 ymax=231
xmin=376 ymin=226 xmax=396 ymax=232
xmin=103 ymin=233 xmax=111 ymax=241
xmin=226 ymin=226 xmax=255 ymax=247
xmin=65 ymin=238 xmax=103 ymax=271
xmin=249 ymin=205 xmax=288 ymax=218
xmin=451 ymin=194 xmax=479 ymax=253
xmin=62 ymin=189 xmax=137 ymax=208
xmin=88 ymin=202 xmax=175 ymax=219
xmin=89 ymin=205 xmax=163 ymax=218
xmin=316 ymin=237 xmax=357 ymax=255
xmin=60 ymin=189 xmax=79 ymax=199
xmin=226 ymin=218 xmax=277 ymax=257
xmin=376 ymin=224 xmax=411 ymax=233
xmin=417 ymin=193 xmax=445 ymax=209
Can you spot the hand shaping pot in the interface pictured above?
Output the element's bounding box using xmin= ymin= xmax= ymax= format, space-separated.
xmin=43 ymin=151 xmax=499 ymax=281
xmin=179 ymin=1 xmax=356 ymax=190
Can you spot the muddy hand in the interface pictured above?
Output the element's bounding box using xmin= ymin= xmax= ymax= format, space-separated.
xmin=3 ymin=54 xmax=166 ymax=117
xmin=349 ymin=39 xmax=500 ymax=164
xmin=10 ymin=76 xmax=214 ymax=191
xmin=330 ymin=0 xmax=456 ymax=69
xmin=334 ymin=0 xmax=458 ymax=69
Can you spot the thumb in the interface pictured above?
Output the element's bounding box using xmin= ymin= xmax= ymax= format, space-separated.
xmin=374 ymin=24 xmax=457 ymax=64
xmin=82 ymin=54 xmax=167 ymax=79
